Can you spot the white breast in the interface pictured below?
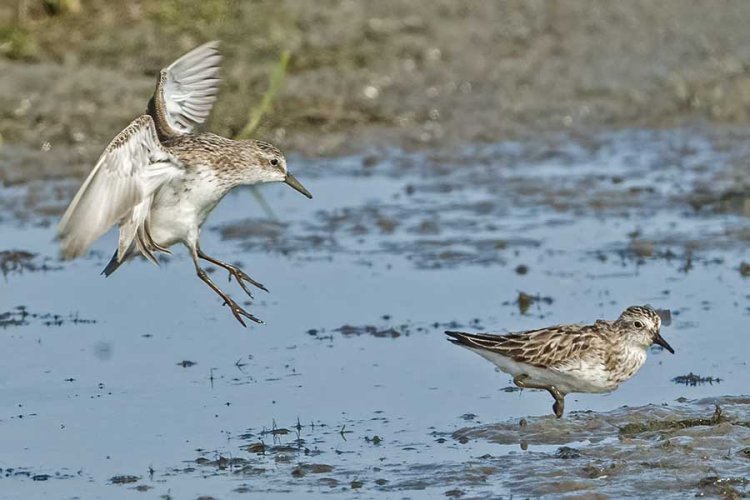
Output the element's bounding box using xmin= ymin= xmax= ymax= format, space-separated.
xmin=148 ymin=167 xmax=232 ymax=249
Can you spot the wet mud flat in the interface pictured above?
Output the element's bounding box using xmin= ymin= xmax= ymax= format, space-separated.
xmin=1 ymin=127 xmax=750 ymax=498
xmin=453 ymin=398 xmax=750 ymax=498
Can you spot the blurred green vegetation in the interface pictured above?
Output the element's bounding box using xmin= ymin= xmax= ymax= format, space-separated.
xmin=0 ymin=25 xmax=37 ymax=60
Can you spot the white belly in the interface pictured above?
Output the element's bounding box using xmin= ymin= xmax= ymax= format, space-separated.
xmin=148 ymin=201 xmax=199 ymax=249
xmin=467 ymin=347 xmax=617 ymax=395
xmin=148 ymin=171 xmax=229 ymax=249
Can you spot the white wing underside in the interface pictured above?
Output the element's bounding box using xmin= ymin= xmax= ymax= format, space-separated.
xmin=58 ymin=115 xmax=183 ymax=262
xmin=160 ymin=41 xmax=222 ymax=135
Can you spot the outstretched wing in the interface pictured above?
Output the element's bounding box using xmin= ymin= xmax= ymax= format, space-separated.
xmin=445 ymin=326 xmax=601 ymax=370
xmin=149 ymin=40 xmax=222 ymax=136
xmin=58 ymin=115 xmax=182 ymax=261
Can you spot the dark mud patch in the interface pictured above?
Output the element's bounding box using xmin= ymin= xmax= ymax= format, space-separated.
xmin=0 ymin=249 xmax=60 ymax=277
xmin=217 ymin=219 xmax=288 ymax=245
xmin=697 ymin=475 xmax=750 ymax=499
xmin=688 ymin=189 xmax=750 ymax=217
xmin=603 ymin=237 xmax=740 ymax=268
xmin=180 ymin=420 xmax=350 ymax=491
xmin=0 ymin=179 xmax=72 ymax=222
xmin=290 ymin=463 xmax=335 ymax=477
xmin=672 ymin=372 xmax=723 ymax=387
xmin=382 ymin=237 xmax=540 ymax=270
xmin=309 ymin=318 xmax=483 ymax=340
xmin=109 ymin=474 xmax=140 ymax=485
xmin=218 ymin=217 xmax=337 ymax=258
xmin=335 ymin=324 xmax=402 ymax=339
xmin=179 ymin=418 xmax=460 ymax=494
xmin=1 ymin=467 xmax=79 ymax=482
xmin=0 ymin=305 xmax=95 ymax=328
xmin=504 ymin=291 xmax=554 ymax=316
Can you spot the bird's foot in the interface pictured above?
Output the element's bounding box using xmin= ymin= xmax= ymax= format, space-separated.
xmin=552 ymin=400 xmax=564 ymax=419
xmin=226 ymin=265 xmax=268 ymax=299
xmin=194 ymin=258 xmax=264 ymax=328
xmin=222 ymin=296 xmax=264 ymax=327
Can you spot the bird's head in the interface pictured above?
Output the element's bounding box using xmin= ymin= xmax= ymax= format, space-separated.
xmin=241 ymin=140 xmax=312 ymax=199
xmin=615 ymin=305 xmax=674 ymax=354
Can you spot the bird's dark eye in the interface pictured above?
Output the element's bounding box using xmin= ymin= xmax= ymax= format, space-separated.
xmin=633 ymin=321 xmax=644 ymax=328
xmin=270 ymin=158 xmax=279 ymax=166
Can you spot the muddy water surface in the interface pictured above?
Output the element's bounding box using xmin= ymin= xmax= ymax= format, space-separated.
xmin=1 ymin=128 xmax=749 ymax=498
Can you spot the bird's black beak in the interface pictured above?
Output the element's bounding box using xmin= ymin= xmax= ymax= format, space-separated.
xmin=652 ymin=331 xmax=675 ymax=354
xmin=284 ymin=173 xmax=312 ymax=199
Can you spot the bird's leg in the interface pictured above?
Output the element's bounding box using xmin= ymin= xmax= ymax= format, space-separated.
xmin=550 ymin=390 xmax=565 ymax=419
xmin=513 ymin=374 xmax=566 ymax=419
xmin=192 ymin=251 xmax=263 ymax=327
xmin=197 ymin=245 xmax=268 ymax=299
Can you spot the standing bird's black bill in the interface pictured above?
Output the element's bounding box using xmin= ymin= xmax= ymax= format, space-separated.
xmin=284 ymin=173 xmax=312 ymax=199
xmin=652 ymin=332 xmax=675 ymax=354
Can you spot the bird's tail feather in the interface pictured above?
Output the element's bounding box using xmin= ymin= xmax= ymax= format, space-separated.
xmin=445 ymin=330 xmax=473 ymax=346
xmin=101 ymin=249 xmax=124 ymax=277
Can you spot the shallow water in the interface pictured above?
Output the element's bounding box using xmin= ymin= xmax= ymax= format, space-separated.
xmin=1 ymin=128 xmax=749 ymax=498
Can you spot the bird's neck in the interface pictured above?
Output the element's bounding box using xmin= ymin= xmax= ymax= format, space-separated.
xmin=609 ymin=343 xmax=648 ymax=384
xmin=147 ymin=71 xmax=180 ymax=141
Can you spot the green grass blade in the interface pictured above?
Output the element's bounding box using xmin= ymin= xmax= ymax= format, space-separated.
xmin=235 ymin=49 xmax=291 ymax=219
xmin=236 ymin=49 xmax=291 ymax=140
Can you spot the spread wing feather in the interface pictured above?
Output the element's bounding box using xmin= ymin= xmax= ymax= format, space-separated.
xmin=155 ymin=41 xmax=222 ymax=135
xmin=58 ymin=115 xmax=182 ymax=261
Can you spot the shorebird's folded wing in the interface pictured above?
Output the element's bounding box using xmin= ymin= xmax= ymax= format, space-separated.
xmin=58 ymin=115 xmax=182 ymax=260
xmin=446 ymin=328 xmax=594 ymax=369
xmin=151 ymin=41 xmax=222 ymax=136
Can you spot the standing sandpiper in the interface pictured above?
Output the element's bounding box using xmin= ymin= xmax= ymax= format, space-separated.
xmin=58 ymin=41 xmax=312 ymax=326
xmin=446 ymin=306 xmax=674 ymax=418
